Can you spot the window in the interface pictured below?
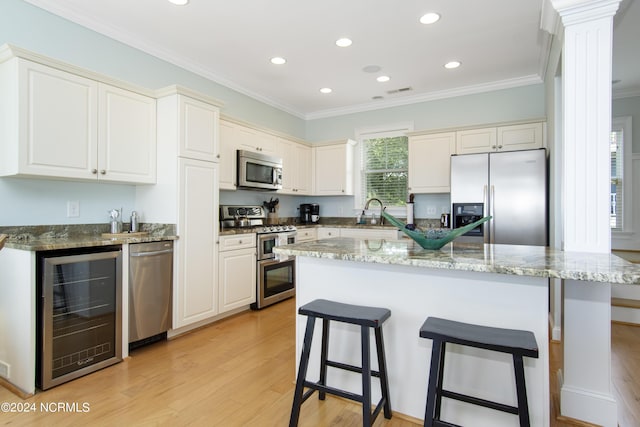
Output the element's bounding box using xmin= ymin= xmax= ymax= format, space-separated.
xmin=610 ymin=116 xmax=632 ymax=231
xmin=356 ymin=125 xmax=411 ymax=210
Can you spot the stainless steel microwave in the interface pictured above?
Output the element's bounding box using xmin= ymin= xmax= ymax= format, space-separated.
xmin=237 ymin=150 xmax=283 ymax=191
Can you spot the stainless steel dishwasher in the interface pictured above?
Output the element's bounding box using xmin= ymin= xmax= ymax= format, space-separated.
xmin=129 ymin=241 xmax=173 ymax=345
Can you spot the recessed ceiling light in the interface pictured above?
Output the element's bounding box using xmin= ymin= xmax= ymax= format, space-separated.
xmin=376 ymin=76 xmax=390 ymax=83
xmin=320 ymin=88 xmax=332 ymax=94
xmin=168 ymin=0 xmax=189 ymax=5
xmin=420 ymin=12 xmax=440 ymax=25
xmin=444 ymin=61 xmax=461 ymax=69
xmin=363 ymin=65 xmax=381 ymax=73
xmin=270 ymin=57 xmax=287 ymax=65
xmin=336 ymin=38 xmax=353 ymax=47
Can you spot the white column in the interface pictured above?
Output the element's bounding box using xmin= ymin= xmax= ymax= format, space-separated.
xmin=550 ymin=1 xmax=621 ymax=426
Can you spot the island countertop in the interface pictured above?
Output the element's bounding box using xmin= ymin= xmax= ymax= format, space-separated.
xmin=274 ymin=237 xmax=640 ymax=285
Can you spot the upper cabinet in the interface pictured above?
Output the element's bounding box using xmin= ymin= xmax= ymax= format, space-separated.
xmin=219 ymin=119 xmax=238 ymax=190
xmin=178 ymin=95 xmax=220 ymax=162
xmin=236 ymin=125 xmax=277 ymax=154
xmin=278 ymin=137 xmax=311 ymax=195
xmin=0 ymin=55 xmax=156 ymax=184
xmin=408 ymin=132 xmax=455 ymax=193
xmin=456 ymin=122 xmax=544 ymax=155
xmin=313 ymin=140 xmax=356 ymax=196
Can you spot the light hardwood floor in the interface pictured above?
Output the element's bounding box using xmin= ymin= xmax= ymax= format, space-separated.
xmin=1 ymin=298 xmax=638 ymax=426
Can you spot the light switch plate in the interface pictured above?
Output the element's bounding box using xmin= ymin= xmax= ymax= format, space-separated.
xmin=67 ymin=200 xmax=80 ymax=217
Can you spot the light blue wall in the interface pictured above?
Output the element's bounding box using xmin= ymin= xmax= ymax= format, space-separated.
xmin=613 ymin=95 xmax=640 ymax=153
xmin=0 ymin=0 xmax=547 ymax=226
xmin=305 ymin=85 xmax=545 ymax=142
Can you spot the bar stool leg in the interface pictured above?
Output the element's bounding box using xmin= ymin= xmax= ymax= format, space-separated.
xmin=318 ymin=319 xmax=330 ymax=400
xmin=289 ymin=316 xmax=317 ymax=427
xmin=424 ymin=339 xmax=443 ymax=427
xmin=361 ymin=325 xmax=372 ymax=426
xmin=434 ymin=342 xmax=446 ymax=420
xmin=375 ymin=327 xmax=393 ymax=418
xmin=513 ymin=354 xmax=531 ymax=427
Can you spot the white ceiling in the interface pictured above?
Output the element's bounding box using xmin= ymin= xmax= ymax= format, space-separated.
xmin=23 ymin=0 xmax=640 ymax=120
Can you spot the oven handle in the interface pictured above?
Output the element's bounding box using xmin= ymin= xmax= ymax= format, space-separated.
xmin=258 ymin=256 xmax=296 ymax=268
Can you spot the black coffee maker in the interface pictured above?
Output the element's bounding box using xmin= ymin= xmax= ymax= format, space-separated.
xmin=299 ymin=203 xmax=320 ymax=224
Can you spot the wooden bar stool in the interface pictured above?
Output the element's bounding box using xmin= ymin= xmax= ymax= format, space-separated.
xmin=289 ymin=299 xmax=392 ymax=427
xmin=419 ymin=317 xmax=539 ymax=427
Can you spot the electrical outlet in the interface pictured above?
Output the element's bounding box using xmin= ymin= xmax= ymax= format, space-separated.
xmin=67 ymin=200 xmax=80 ymax=218
xmin=0 ymin=360 xmax=9 ymax=379
xmin=426 ymin=206 xmax=436 ymax=215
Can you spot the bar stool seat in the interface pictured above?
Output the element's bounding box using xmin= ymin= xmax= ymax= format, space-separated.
xmin=419 ymin=317 xmax=539 ymax=427
xmin=289 ymin=299 xmax=392 ymax=427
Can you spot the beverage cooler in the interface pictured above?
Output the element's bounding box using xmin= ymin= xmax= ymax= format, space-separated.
xmin=36 ymin=246 xmax=122 ymax=390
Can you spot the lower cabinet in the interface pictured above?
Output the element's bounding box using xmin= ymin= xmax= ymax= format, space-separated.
xmin=218 ymin=234 xmax=256 ymax=313
xmin=317 ymin=228 xmax=340 ymax=239
xmin=316 ymin=227 xmax=399 ymax=240
xmin=296 ymin=228 xmax=317 ymax=242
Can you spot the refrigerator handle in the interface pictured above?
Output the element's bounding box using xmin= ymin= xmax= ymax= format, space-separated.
xmin=483 ymin=185 xmax=489 ymax=244
xmin=489 ymin=185 xmax=496 ymax=243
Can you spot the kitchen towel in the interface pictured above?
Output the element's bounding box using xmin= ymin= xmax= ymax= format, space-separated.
xmin=406 ymin=203 xmax=414 ymax=225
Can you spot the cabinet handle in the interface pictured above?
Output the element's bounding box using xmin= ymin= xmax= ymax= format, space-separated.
xmin=100 ymin=170 xmax=106 ymax=175
xmin=497 ymin=145 xmax=503 ymax=149
xmin=91 ymin=169 xmax=98 ymax=174
xmin=216 ymin=154 xmax=220 ymax=158
xmin=492 ymin=145 xmax=497 ymax=149
xmin=239 ymin=240 xmax=243 ymax=244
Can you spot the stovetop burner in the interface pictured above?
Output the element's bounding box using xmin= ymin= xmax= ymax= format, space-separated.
xmin=220 ymin=205 xmax=297 ymax=234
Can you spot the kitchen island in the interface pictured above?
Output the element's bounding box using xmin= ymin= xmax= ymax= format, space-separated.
xmin=274 ymin=238 xmax=640 ymax=427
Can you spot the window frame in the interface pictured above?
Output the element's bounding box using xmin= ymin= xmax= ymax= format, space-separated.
xmin=354 ymin=122 xmax=413 ymax=216
xmin=611 ymin=116 xmax=633 ymax=236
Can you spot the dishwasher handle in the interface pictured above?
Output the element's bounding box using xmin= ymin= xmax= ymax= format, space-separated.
xmin=130 ymin=248 xmax=174 ymax=257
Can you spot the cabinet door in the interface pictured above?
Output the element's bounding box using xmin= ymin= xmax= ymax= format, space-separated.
xmin=314 ymin=144 xmax=353 ymax=195
xmin=317 ymin=228 xmax=340 ymax=239
xmin=408 ymin=132 xmax=456 ymax=193
xmin=98 ymin=84 xmax=156 ymax=183
xmin=296 ymin=228 xmax=317 ymax=242
xmin=16 ymin=59 xmax=98 ymax=179
xmin=175 ymin=158 xmax=219 ymax=328
xmin=295 ymin=143 xmax=312 ymax=194
xmin=219 ymin=120 xmax=238 ymax=190
xmin=277 ymin=137 xmax=295 ymax=193
xmin=218 ymin=247 xmax=256 ymax=313
xmin=497 ymin=122 xmax=543 ymax=152
xmin=456 ymin=128 xmax=497 ymax=154
xmin=179 ymin=95 xmax=219 ymax=162
xmin=237 ymin=124 xmax=276 ymax=154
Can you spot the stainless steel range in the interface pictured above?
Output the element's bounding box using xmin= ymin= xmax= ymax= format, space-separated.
xmin=220 ymin=205 xmax=296 ymax=309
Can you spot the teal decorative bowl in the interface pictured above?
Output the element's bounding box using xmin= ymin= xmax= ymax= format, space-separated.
xmin=382 ymin=212 xmax=492 ymax=250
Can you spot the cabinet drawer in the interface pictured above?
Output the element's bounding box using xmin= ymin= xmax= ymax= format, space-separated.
xmin=219 ymin=234 xmax=256 ymax=251
xmin=296 ymin=228 xmax=317 ymax=242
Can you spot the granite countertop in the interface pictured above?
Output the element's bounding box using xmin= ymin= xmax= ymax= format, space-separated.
xmin=0 ymin=224 xmax=177 ymax=251
xmin=274 ymin=237 xmax=640 ymax=285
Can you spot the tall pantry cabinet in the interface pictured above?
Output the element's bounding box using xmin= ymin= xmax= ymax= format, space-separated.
xmin=136 ymin=86 xmax=223 ymax=331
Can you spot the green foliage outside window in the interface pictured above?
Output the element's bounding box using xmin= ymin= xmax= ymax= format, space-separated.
xmin=362 ymin=136 xmax=408 ymax=207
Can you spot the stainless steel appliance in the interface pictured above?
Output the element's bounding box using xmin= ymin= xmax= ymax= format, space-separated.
xmin=450 ymin=149 xmax=547 ymax=246
xmin=128 ymin=241 xmax=173 ymax=345
xmin=237 ymin=149 xmax=283 ymax=191
xmin=220 ymin=205 xmax=296 ymax=309
xmin=299 ymin=203 xmax=320 ymax=224
xmin=37 ymin=246 xmax=122 ymax=390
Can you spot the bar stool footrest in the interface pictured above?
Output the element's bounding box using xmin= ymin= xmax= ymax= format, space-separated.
xmin=441 ymin=389 xmax=519 ymax=415
xmin=325 ymin=359 xmax=382 ymax=378
xmin=301 ymin=380 xmax=388 ymax=423
xmin=433 ymin=420 xmax=462 ymax=427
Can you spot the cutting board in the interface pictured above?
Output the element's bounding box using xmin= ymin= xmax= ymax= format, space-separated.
xmin=101 ymin=231 xmax=149 ymax=238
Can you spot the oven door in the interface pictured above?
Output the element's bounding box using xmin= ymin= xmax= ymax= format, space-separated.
xmin=255 ymin=257 xmax=295 ymax=309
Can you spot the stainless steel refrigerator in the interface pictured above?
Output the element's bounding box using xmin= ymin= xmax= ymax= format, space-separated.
xmin=450 ymin=149 xmax=547 ymax=246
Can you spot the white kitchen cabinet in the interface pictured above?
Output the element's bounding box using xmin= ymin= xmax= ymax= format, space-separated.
xmin=339 ymin=227 xmax=400 ymax=240
xmin=497 ymin=122 xmax=544 ymax=152
xmin=278 ymin=137 xmax=311 ymax=195
xmin=178 ymin=95 xmax=220 ymax=162
xmin=296 ymin=228 xmax=317 ymax=242
xmin=408 ymin=132 xmax=456 ymax=193
xmin=0 ymin=57 xmax=156 ymax=184
xmin=456 ymin=122 xmax=543 ymax=155
xmin=317 ymin=228 xmax=340 ymax=239
xmin=219 ymin=119 xmax=237 ymax=190
xmin=218 ymin=234 xmax=256 ymax=313
xmin=236 ymin=123 xmax=277 ymax=154
xmin=98 ymin=84 xmax=156 ymax=183
xmin=313 ymin=140 xmax=356 ymax=195
xmin=175 ymin=158 xmax=219 ymax=327
xmin=456 ymin=128 xmax=497 ymax=155
xmin=137 ymin=89 xmax=222 ymax=331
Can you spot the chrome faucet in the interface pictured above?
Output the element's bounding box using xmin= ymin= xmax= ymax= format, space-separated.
xmin=364 ymin=198 xmax=385 ymax=225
